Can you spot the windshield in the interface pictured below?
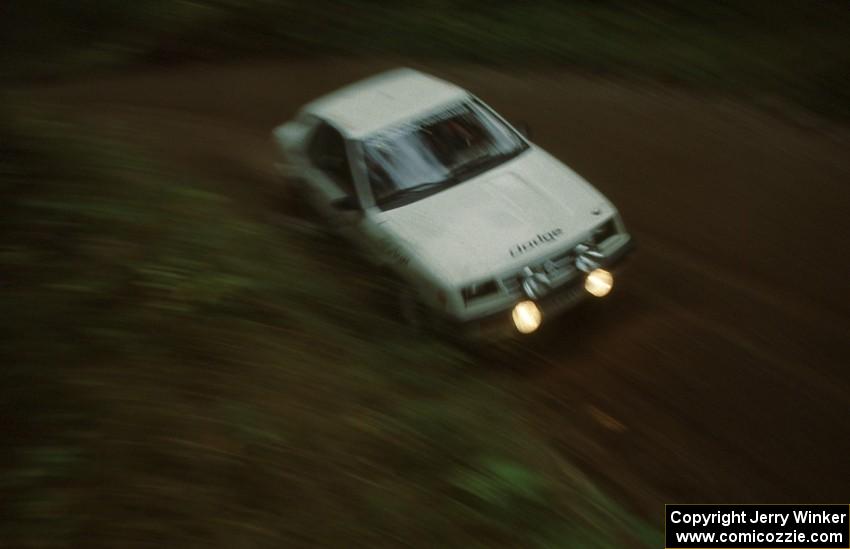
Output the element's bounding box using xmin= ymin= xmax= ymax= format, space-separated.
xmin=362 ymin=99 xmax=528 ymax=210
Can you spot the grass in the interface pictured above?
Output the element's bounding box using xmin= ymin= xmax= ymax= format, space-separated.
xmin=0 ymin=99 xmax=660 ymax=546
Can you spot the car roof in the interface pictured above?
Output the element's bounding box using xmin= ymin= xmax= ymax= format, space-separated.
xmin=301 ymin=68 xmax=469 ymax=139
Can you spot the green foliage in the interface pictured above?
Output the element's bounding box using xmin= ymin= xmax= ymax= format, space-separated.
xmin=0 ymin=103 xmax=660 ymax=546
xmin=451 ymin=457 xmax=549 ymax=507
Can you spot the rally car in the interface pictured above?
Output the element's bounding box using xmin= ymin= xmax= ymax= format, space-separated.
xmin=272 ymin=68 xmax=634 ymax=337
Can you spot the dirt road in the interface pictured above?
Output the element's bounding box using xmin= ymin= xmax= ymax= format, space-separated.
xmin=33 ymin=59 xmax=850 ymax=520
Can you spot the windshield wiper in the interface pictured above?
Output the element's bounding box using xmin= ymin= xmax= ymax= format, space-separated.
xmin=376 ymin=178 xmax=454 ymax=207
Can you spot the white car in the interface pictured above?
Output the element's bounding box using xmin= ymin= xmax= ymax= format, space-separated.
xmin=273 ymin=68 xmax=634 ymax=338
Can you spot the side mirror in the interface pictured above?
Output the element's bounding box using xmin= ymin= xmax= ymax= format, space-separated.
xmin=514 ymin=121 xmax=532 ymax=140
xmin=332 ymin=194 xmax=361 ymax=212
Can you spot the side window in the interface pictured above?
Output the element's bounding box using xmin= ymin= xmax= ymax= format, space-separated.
xmin=307 ymin=122 xmax=355 ymax=195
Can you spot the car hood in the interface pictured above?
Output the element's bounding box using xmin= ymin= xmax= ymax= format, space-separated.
xmin=378 ymin=147 xmax=616 ymax=286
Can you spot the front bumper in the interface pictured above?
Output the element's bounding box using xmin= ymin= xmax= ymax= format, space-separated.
xmin=452 ymin=235 xmax=635 ymax=340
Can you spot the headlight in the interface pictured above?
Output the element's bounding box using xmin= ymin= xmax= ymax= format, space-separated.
xmin=512 ymin=300 xmax=542 ymax=334
xmin=461 ymin=279 xmax=499 ymax=305
xmin=592 ymin=218 xmax=618 ymax=245
xmin=584 ymin=268 xmax=613 ymax=297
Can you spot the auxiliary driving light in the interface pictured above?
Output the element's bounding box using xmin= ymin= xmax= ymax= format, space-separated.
xmin=512 ymin=300 xmax=542 ymax=334
xmin=584 ymin=268 xmax=613 ymax=297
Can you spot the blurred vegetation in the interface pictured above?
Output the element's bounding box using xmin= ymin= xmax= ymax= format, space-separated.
xmin=0 ymin=101 xmax=659 ymax=546
xmin=2 ymin=1 xmax=849 ymax=119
